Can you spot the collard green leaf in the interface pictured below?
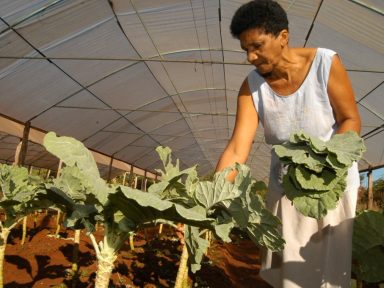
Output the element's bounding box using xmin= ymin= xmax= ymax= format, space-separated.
xmin=275 ymin=130 xmax=365 ymax=219
xmin=184 ymin=225 xmax=210 ymax=273
xmin=44 ymin=132 xmax=100 ymax=180
xmin=0 ymin=164 xmax=45 ymax=225
xmin=43 ymin=132 xmax=110 ymax=205
xmin=109 ymin=186 xmax=214 ymax=229
xmin=283 ymin=173 xmax=346 ymax=219
xmin=289 ymin=130 xmax=327 ymax=153
xmin=64 ymin=203 xmax=98 ymax=230
xmin=274 ymin=144 xmax=326 ymax=173
xmin=352 ymin=210 xmax=384 ymax=282
xmin=0 ymin=164 xmax=37 ymax=203
xmin=246 ymin=223 xmax=285 ymax=252
xmin=151 ymin=146 xmax=198 ymax=204
xmin=295 ymin=166 xmax=338 ymax=191
xmin=195 ymin=163 xmax=251 ymax=210
xmin=222 ymin=197 xmax=249 ymax=228
xmin=326 ymin=131 xmax=366 ymax=166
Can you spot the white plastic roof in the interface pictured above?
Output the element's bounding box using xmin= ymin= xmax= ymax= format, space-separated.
xmin=0 ymin=0 xmax=383 ymax=181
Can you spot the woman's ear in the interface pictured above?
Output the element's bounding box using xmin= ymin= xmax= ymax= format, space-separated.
xmin=279 ymin=29 xmax=289 ymax=47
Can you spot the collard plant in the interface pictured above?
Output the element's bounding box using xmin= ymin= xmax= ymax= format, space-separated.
xmin=42 ymin=133 xmax=235 ymax=287
xmin=352 ymin=210 xmax=384 ymax=284
xmin=145 ymin=147 xmax=285 ymax=273
xmin=42 ymin=132 xmax=285 ymax=288
xmin=273 ymin=130 xmax=366 ymax=219
xmin=0 ymin=164 xmax=45 ymax=288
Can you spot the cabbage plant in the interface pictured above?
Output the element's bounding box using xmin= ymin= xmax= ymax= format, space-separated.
xmin=352 ymin=210 xmax=384 ymax=283
xmin=42 ymin=132 xmax=284 ymax=288
xmin=144 ymin=147 xmax=285 ymax=273
xmin=273 ymin=130 xmax=366 ymax=219
xmin=0 ymin=164 xmax=45 ymax=288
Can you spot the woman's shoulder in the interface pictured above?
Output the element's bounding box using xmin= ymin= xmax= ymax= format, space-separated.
xmin=293 ymin=47 xmax=336 ymax=59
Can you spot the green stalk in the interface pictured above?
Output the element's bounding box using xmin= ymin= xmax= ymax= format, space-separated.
xmin=182 ymin=264 xmax=189 ymax=288
xmin=55 ymin=209 xmax=61 ymax=237
xmin=71 ymin=229 xmax=81 ymax=288
xmin=0 ymin=220 xmax=20 ymax=288
xmin=129 ymin=232 xmax=135 ymax=250
xmin=0 ymin=228 xmax=10 ymax=288
xmin=174 ymin=244 xmax=189 ymax=288
xmin=20 ymin=216 xmax=27 ymax=245
xmin=89 ymin=224 xmax=129 ymax=288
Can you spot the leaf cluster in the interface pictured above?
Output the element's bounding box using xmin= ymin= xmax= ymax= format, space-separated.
xmin=146 ymin=147 xmax=285 ymax=272
xmin=352 ymin=210 xmax=384 ymax=283
xmin=0 ymin=164 xmax=46 ymax=228
xmin=40 ymin=133 xmax=284 ymax=273
xmin=273 ymin=130 xmax=366 ymax=219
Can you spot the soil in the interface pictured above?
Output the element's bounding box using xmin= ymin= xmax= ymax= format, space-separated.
xmin=4 ymin=211 xmax=272 ymax=288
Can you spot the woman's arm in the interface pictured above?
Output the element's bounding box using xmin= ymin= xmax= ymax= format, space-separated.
xmin=215 ymin=78 xmax=259 ymax=176
xmin=327 ymin=54 xmax=361 ymax=134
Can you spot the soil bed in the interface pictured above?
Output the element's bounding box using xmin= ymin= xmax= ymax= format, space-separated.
xmin=4 ymin=212 xmax=272 ymax=287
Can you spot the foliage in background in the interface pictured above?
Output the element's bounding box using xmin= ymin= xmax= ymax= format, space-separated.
xmin=352 ymin=210 xmax=384 ymax=283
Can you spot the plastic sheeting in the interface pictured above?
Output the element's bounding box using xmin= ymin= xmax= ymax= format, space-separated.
xmin=0 ymin=0 xmax=383 ymax=181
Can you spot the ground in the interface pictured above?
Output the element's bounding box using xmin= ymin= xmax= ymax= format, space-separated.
xmin=4 ymin=212 xmax=272 ymax=287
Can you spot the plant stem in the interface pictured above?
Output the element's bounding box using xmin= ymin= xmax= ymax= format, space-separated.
xmin=71 ymin=229 xmax=81 ymax=288
xmin=129 ymin=233 xmax=135 ymax=250
xmin=20 ymin=216 xmax=27 ymax=245
xmin=55 ymin=209 xmax=61 ymax=237
xmin=174 ymin=244 xmax=189 ymax=288
xmin=0 ymin=228 xmax=10 ymax=288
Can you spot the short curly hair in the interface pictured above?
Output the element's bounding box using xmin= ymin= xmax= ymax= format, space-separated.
xmin=230 ymin=0 xmax=289 ymax=39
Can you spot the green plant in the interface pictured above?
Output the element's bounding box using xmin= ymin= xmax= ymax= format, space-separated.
xmin=0 ymin=164 xmax=45 ymax=288
xmin=273 ymin=130 xmax=366 ymax=219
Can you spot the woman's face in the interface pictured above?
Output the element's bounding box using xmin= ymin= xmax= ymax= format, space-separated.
xmin=239 ymin=28 xmax=288 ymax=76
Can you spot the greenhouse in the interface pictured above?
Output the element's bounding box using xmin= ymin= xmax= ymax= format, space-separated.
xmin=0 ymin=0 xmax=383 ymax=287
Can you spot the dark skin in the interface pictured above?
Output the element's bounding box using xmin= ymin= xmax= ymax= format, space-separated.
xmin=216 ymin=27 xmax=361 ymax=176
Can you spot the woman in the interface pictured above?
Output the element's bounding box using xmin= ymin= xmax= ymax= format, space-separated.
xmin=215 ymin=1 xmax=361 ymax=287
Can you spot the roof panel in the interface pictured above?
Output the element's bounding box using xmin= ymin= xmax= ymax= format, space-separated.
xmin=32 ymin=107 xmax=122 ymax=141
xmin=88 ymin=62 xmax=169 ymax=109
xmin=0 ymin=0 xmax=383 ymax=181
xmin=0 ymin=59 xmax=82 ymax=122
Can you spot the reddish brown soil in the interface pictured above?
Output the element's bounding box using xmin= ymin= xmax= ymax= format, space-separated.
xmin=4 ymin=212 xmax=272 ymax=287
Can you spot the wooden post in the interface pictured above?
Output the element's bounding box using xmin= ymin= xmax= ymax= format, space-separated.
xmin=55 ymin=160 xmax=63 ymax=237
xmin=367 ymin=168 xmax=374 ymax=210
xmin=107 ymin=156 xmax=114 ymax=183
xmin=122 ymin=172 xmax=127 ymax=186
xmin=13 ymin=121 xmax=31 ymax=167
xmin=128 ymin=166 xmax=134 ymax=188
xmin=143 ymin=170 xmax=147 ymax=192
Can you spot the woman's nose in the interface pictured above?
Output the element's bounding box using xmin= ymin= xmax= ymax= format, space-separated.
xmin=247 ymin=52 xmax=258 ymax=63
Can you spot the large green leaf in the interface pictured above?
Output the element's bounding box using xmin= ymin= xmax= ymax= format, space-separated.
xmin=283 ymin=173 xmax=346 ymax=219
xmin=195 ymin=163 xmax=251 ymax=210
xmin=295 ymin=166 xmax=338 ymax=191
xmin=109 ymin=186 xmax=214 ymax=229
xmin=326 ymin=131 xmax=366 ymax=166
xmin=274 ymin=143 xmax=326 ymax=173
xmin=352 ymin=210 xmax=384 ymax=283
xmin=0 ymin=164 xmax=45 ymax=226
xmin=43 ymin=132 xmax=110 ymax=205
xmin=274 ymin=130 xmax=365 ymax=219
xmin=150 ymin=146 xmax=198 ymax=204
xmin=184 ymin=225 xmax=210 ymax=273
xmin=44 ymin=132 xmax=100 ymax=179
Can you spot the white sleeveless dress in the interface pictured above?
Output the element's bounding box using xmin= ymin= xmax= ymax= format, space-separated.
xmin=247 ymin=48 xmax=360 ymax=288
